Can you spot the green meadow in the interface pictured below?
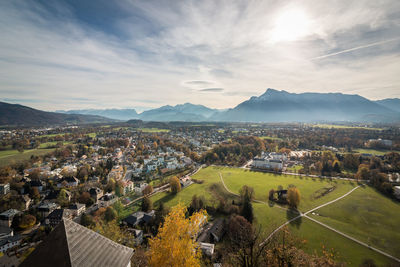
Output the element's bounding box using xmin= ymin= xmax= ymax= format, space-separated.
xmin=150 ymin=166 xmax=396 ymax=266
xmin=0 ymin=148 xmax=55 ymax=167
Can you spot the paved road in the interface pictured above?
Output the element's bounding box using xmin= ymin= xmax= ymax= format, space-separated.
xmin=219 ymin=172 xmax=400 ymax=263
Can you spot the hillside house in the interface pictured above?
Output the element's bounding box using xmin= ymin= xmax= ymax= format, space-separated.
xmin=0 ymin=183 xmax=10 ymax=195
xmin=0 ymin=209 xmax=21 ymax=228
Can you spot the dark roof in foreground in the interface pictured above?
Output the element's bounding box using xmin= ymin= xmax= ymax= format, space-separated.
xmin=20 ymin=218 xmax=134 ymax=267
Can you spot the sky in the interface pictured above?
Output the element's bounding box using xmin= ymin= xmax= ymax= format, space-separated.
xmin=0 ymin=0 xmax=399 ymax=111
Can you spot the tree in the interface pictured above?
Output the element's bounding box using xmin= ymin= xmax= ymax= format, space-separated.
xmin=268 ymin=189 xmax=275 ymax=201
xmin=169 ymin=176 xmax=181 ymax=194
xmin=227 ymin=215 xmax=267 ymax=267
xmin=78 ymin=192 xmax=93 ymax=206
xmin=240 ymin=185 xmax=255 ymax=202
xmin=18 ymin=214 xmax=36 ymax=229
xmin=57 ymin=189 xmax=70 ymax=207
xmin=240 ymin=185 xmax=255 ymax=223
xmin=143 ymin=185 xmax=153 ymax=196
xmin=105 ymin=206 xmax=117 ymax=222
xmin=332 ymin=160 xmax=341 ymax=173
xmin=355 ymin=165 xmax=370 ymax=180
xmin=189 ymin=195 xmax=205 ymax=214
xmin=30 ymin=187 xmax=40 ymax=200
xmin=241 ymin=198 xmax=254 ymax=223
xmin=80 ymin=213 xmax=95 ymax=227
xmin=287 ymin=187 xmax=301 ymax=209
xmin=141 ymin=197 xmax=153 ymax=212
xmin=148 ymin=204 xmax=207 ymax=267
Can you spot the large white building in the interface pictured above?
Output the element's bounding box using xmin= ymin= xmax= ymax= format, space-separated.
xmin=252 ymin=152 xmax=287 ymax=170
xmin=394 ymin=186 xmax=400 ymax=200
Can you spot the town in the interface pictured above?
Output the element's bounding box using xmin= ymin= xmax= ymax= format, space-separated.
xmin=0 ymin=122 xmax=400 ymax=266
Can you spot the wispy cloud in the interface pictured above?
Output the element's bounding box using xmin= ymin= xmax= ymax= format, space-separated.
xmin=199 ymin=88 xmax=224 ymax=92
xmin=311 ymin=38 xmax=400 ymax=60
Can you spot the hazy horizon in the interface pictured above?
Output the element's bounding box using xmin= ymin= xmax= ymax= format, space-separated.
xmin=1 ymin=0 xmax=400 ymax=111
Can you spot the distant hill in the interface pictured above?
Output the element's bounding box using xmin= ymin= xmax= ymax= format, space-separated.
xmin=3 ymin=90 xmax=400 ymax=125
xmin=211 ymin=89 xmax=400 ymax=123
xmin=58 ymin=108 xmax=138 ymax=120
xmin=0 ymin=102 xmax=114 ymax=126
xmin=375 ymin=98 xmax=400 ymax=113
xmin=138 ymin=103 xmax=222 ymax=122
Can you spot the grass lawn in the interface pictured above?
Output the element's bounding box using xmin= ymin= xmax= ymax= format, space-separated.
xmin=151 ymin=167 xmax=226 ymax=207
xmin=219 ymin=168 xmax=356 ymax=211
xmin=87 ymin=132 xmax=97 ymax=138
xmin=113 ymin=201 xmax=141 ymax=221
xmin=150 ymin=166 xmax=396 ymax=266
xmin=260 ymin=136 xmax=282 ymax=141
xmin=138 ymin=128 xmax=170 ymax=133
xmin=40 ymin=133 xmax=65 ymax=138
xmin=287 ymin=164 xmax=303 ymax=172
xmin=309 ymin=186 xmax=400 ymax=258
xmin=38 ymin=141 xmax=73 ymax=148
xmin=353 ymin=148 xmax=399 ymax=156
xmin=288 ymin=219 xmax=394 ymax=267
xmin=311 ymin=124 xmax=384 ymax=131
xmin=0 ymin=148 xmax=55 ymax=167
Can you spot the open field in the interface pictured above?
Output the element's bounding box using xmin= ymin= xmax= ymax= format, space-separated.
xmin=150 ymin=166 xmax=396 ymax=266
xmin=311 ymin=124 xmax=384 ymax=131
xmin=87 ymin=132 xmax=97 ymax=138
xmin=309 ymin=186 xmax=400 ymax=258
xmin=286 ymin=164 xmax=303 ymax=172
xmin=137 ymin=128 xmax=170 ymax=133
xmin=220 ymin=168 xmax=356 ymax=211
xmin=353 ymin=148 xmax=399 ymax=156
xmin=40 ymin=133 xmax=66 ymax=138
xmin=288 ymin=219 xmax=392 ymax=266
xmin=0 ymin=148 xmax=55 ymax=167
xmin=38 ymin=141 xmax=73 ymax=148
xmin=260 ymin=136 xmax=283 ymax=141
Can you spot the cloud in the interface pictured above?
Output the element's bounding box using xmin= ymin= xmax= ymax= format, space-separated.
xmin=199 ymin=88 xmax=224 ymax=92
xmin=311 ymin=37 xmax=400 ymax=60
xmin=184 ymin=80 xmax=214 ymax=86
xmin=0 ymin=0 xmax=399 ymax=111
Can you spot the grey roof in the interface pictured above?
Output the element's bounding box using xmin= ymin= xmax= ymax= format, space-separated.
xmin=20 ymin=219 xmax=134 ymax=267
xmin=0 ymin=209 xmax=21 ymax=219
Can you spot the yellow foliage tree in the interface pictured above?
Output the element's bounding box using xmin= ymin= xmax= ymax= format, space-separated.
xmin=287 ymin=187 xmax=301 ymax=209
xmin=148 ymin=204 xmax=207 ymax=267
xmin=169 ymin=176 xmax=181 ymax=194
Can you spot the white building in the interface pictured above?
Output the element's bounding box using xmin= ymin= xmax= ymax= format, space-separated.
xmin=394 ymin=186 xmax=400 ymax=200
xmin=252 ymin=152 xmax=287 ymax=170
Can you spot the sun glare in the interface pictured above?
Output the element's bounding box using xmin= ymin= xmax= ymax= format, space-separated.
xmin=270 ymin=8 xmax=312 ymax=43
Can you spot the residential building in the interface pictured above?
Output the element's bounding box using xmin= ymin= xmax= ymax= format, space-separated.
xmin=38 ymin=202 xmax=60 ymax=218
xmin=0 ymin=235 xmax=21 ymax=253
xmin=108 ymin=165 xmax=124 ymax=180
xmin=21 ymin=219 xmax=134 ymax=267
xmin=122 ymin=180 xmax=134 ymax=195
xmin=46 ymin=209 xmax=73 ymax=227
xmin=0 ymin=183 xmax=10 ymax=195
xmin=0 ymin=209 xmax=21 ymax=228
xmin=98 ymin=193 xmax=117 ymax=208
xmin=89 ymin=187 xmax=103 ymax=202
xmin=68 ymin=203 xmax=86 ymax=217
xmin=122 ymin=210 xmax=155 ymax=227
xmin=57 ymin=177 xmax=79 ymax=188
xmin=21 ymin=195 xmax=32 ymax=211
xmin=200 ymin=242 xmax=215 ymax=257
xmin=394 ymin=186 xmax=400 ymax=200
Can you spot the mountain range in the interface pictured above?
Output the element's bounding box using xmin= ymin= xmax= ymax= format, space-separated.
xmin=1 ymin=89 xmax=400 ymax=125
xmin=0 ymin=102 xmax=113 ymax=126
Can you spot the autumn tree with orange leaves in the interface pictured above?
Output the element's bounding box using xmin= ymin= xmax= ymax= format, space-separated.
xmin=148 ymin=204 xmax=207 ymax=267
